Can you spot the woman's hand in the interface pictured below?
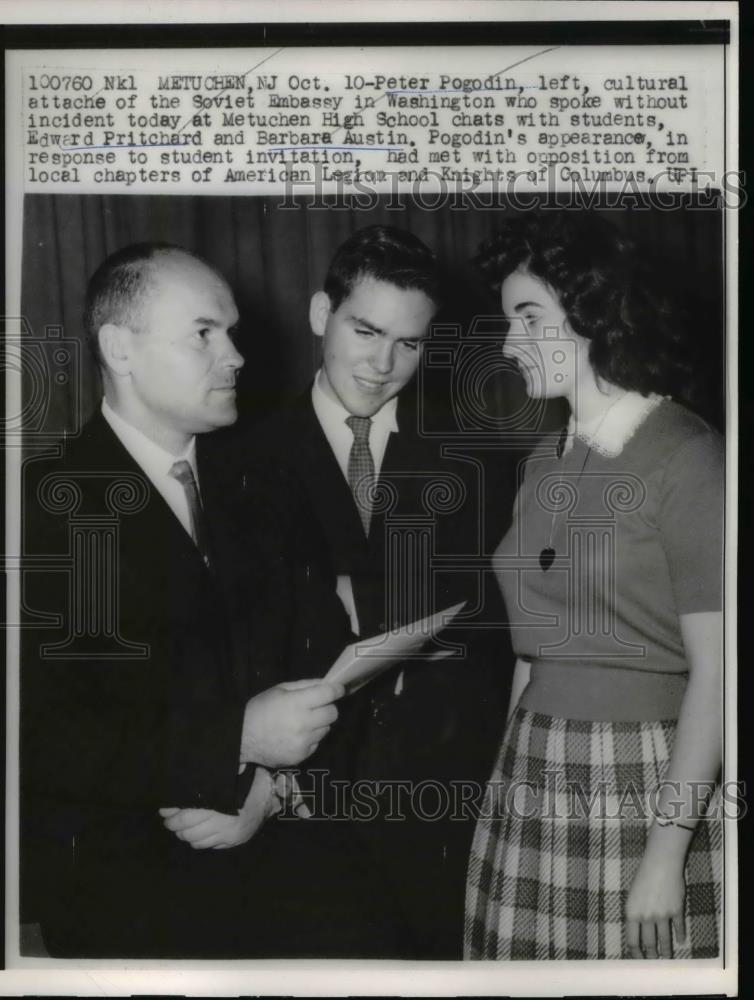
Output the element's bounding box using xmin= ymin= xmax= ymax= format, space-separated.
xmin=159 ymin=766 xmax=281 ymax=850
xmin=625 ymin=837 xmax=687 ymax=958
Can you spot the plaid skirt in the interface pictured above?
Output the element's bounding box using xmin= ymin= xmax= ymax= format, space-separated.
xmin=465 ymin=708 xmax=722 ymax=960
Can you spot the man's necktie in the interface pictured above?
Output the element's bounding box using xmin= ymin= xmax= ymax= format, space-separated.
xmin=346 ymin=415 xmax=376 ymax=535
xmin=169 ymin=459 xmax=211 ymax=567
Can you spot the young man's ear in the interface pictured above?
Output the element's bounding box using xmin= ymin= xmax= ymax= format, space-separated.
xmin=98 ymin=323 xmax=133 ymax=377
xmin=309 ymin=290 xmax=332 ymax=338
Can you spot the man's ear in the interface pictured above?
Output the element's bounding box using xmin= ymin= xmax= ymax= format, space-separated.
xmin=309 ymin=290 xmax=332 ymax=338
xmin=98 ymin=323 xmax=132 ymax=377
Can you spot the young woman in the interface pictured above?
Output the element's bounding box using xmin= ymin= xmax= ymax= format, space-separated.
xmin=465 ymin=212 xmax=723 ymax=961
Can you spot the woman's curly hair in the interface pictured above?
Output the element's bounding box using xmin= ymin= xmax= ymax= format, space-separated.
xmin=476 ymin=211 xmax=696 ymax=403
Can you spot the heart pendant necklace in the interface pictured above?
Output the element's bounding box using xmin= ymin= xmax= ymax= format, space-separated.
xmin=539 ymin=424 xmax=570 ymax=572
xmin=539 ymin=545 xmax=556 ymax=572
xmin=539 ymin=394 xmax=625 ymax=572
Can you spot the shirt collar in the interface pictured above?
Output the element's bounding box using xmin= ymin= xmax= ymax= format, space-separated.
xmin=312 ymin=369 xmax=399 ymax=434
xmin=102 ymin=399 xmax=197 ymax=477
xmin=564 ymin=391 xmax=664 ymax=458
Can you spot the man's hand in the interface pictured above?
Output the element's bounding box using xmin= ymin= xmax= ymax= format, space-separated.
xmin=158 ymin=766 xmax=281 ymax=850
xmin=240 ymin=679 xmax=345 ymax=769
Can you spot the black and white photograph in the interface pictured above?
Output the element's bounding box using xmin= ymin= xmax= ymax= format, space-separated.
xmin=2 ymin=3 xmax=739 ymax=996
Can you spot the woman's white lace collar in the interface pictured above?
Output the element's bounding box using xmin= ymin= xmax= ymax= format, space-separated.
xmin=563 ymin=392 xmax=665 ymax=458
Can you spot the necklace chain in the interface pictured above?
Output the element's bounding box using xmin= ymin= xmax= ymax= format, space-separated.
xmin=540 ymin=393 xmax=626 ymax=570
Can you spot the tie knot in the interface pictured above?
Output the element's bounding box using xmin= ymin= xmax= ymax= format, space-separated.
xmin=169 ymin=459 xmax=195 ymax=486
xmin=346 ymin=415 xmax=372 ymax=444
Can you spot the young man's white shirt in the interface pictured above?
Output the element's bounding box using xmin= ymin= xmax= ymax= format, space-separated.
xmin=311 ymin=370 xmax=399 ymax=641
xmin=311 ymin=369 xmax=398 ymax=482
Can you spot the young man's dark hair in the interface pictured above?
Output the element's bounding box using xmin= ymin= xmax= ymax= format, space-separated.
xmin=323 ymin=224 xmax=442 ymax=313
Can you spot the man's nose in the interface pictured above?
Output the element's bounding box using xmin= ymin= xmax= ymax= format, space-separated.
xmin=370 ymin=340 xmax=394 ymax=374
xmin=218 ymin=330 xmax=244 ymax=370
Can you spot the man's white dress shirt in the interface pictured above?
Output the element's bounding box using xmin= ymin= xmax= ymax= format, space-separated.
xmin=102 ymin=399 xmax=199 ymax=542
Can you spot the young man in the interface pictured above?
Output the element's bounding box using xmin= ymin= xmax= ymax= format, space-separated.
xmin=240 ymin=226 xmax=513 ymax=958
xmin=21 ymin=244 xmax=345 ymax=957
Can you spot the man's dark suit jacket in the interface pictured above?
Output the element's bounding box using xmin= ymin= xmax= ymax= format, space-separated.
xmin=20 ymin=413 xmax=255 ymax=956
xmin=20 ymin=412 xmax=355 ymax=958
xmin=237 ymin=386 xmax=515 ymax=958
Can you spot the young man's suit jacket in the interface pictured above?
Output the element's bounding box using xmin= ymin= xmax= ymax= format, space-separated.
xmin=238 ymin=386 xmax=515 ymax=957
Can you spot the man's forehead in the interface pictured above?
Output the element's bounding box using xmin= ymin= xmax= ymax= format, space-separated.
xmin=345 ymin=274 xmax=398 ymax=299
xmin=147 ymin=253 xmax=235 ymax=309
xmin=151 ymin=252 xmax=224 ymax=290
xmin=341 ymin=274 xmax=434 ymax=311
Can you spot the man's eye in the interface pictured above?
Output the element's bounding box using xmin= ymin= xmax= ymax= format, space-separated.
xmin=355 ymin=328 xmax=375 ymax=337
xmin=401 ymin=340 xmax=421 ymax=352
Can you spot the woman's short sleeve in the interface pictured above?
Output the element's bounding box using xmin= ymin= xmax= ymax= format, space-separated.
xmin=658 ymin=429 xmax=724 ymax=613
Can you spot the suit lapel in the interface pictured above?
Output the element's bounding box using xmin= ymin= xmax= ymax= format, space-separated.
xmin=195 ymin=434 xmax=259 ymax=698
xmin=196 ymin=438 xmax=234 ymax=571
xmin=292 ymin=391 xmax=433 ymax=569
xmin=292 ymin=395 xmax=370 ymax=568
xmin=85 ymin=412 xmax=212 ymax=575
xmin=368 ymin=392 xmax=426 ymax=556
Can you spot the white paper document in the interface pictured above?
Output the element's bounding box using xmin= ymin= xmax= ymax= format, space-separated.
xmin=325 ymin=601 xmax=466 ymax=694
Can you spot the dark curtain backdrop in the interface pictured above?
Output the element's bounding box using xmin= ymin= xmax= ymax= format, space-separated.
xmin=20 ymin=194 xmax=725 ymax=438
